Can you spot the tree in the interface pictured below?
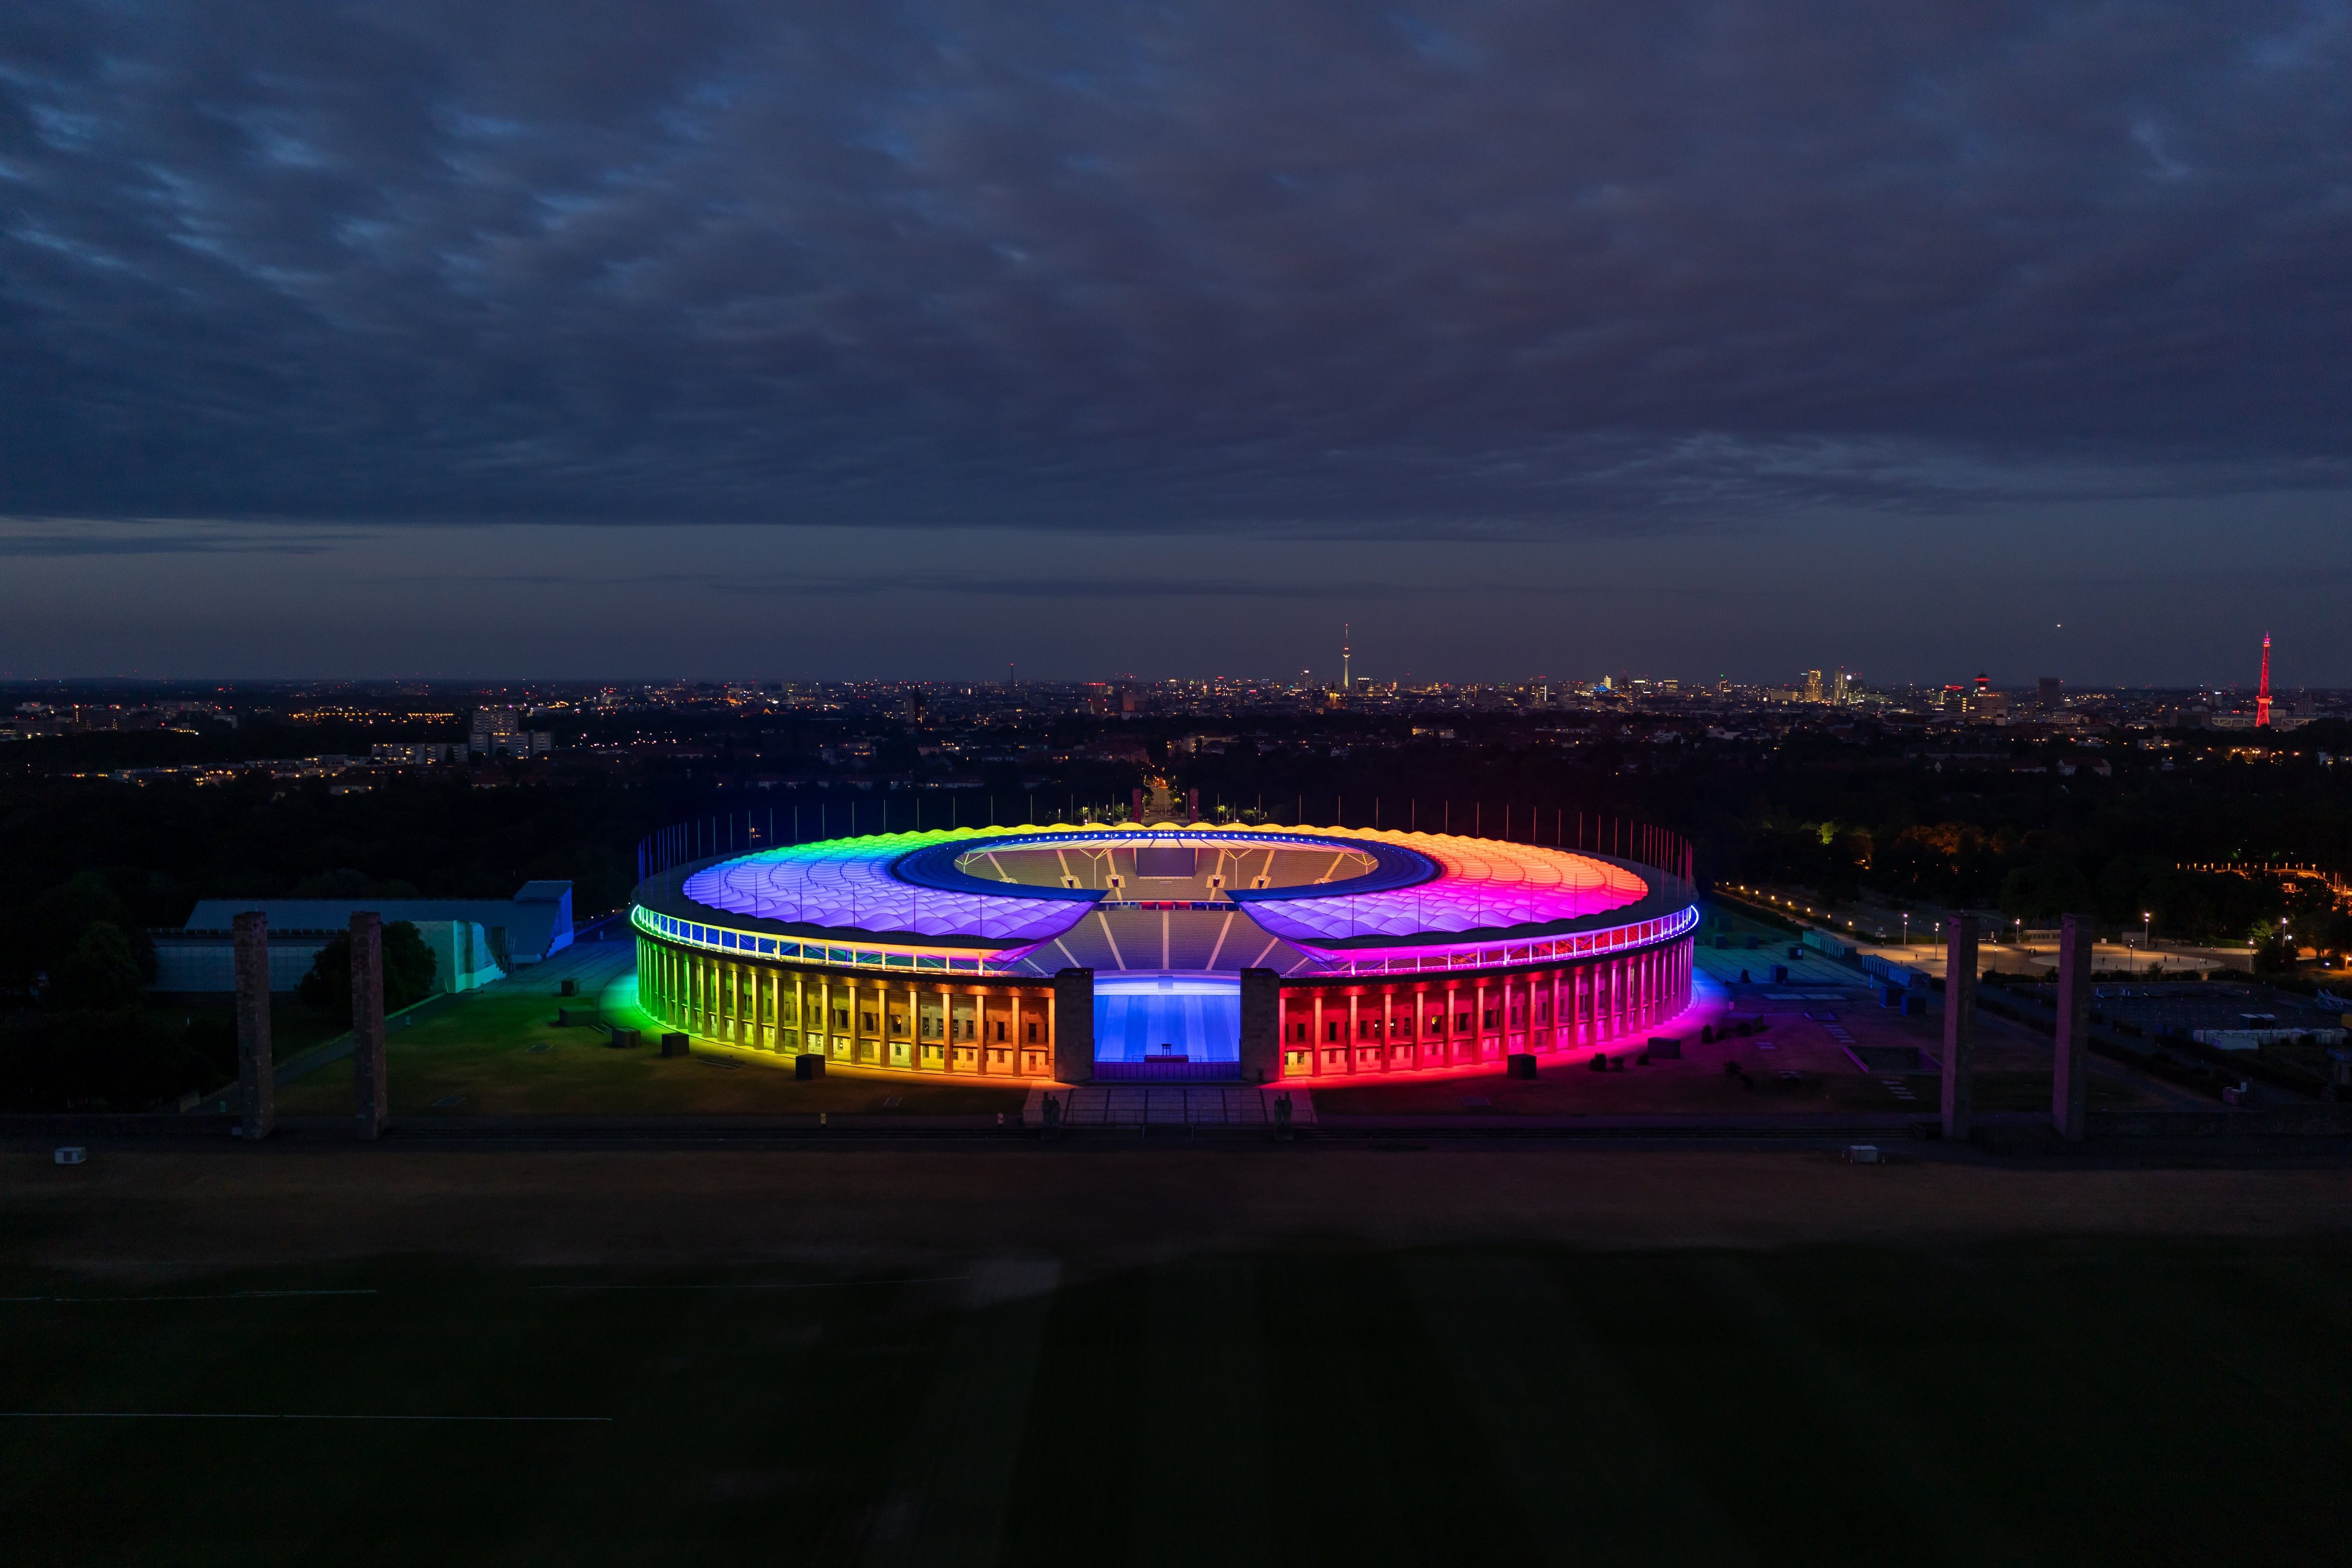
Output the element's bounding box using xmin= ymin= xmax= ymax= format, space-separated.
xmin=1998 ymin=860 xmax=2093 ymax=923
xmin=2249 ymin=919 xmax=2299 ymax=975
xmin=53 ymin=922 xmax=147 ymax=1010
xmin=297 ymin=922 xmax=438 ymax=1017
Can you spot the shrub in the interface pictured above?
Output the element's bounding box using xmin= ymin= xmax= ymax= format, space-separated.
xmin=0 ymin=1008 xmax=237 ymax=1113
xmin=296 ymin=921 xmax=438 ymax=1017
xmin=53 ymin=922 xmax=147 ymax=1011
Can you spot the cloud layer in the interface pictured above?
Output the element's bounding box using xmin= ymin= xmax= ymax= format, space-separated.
xmin=3 ymin=0 xmax=2348 ymax=535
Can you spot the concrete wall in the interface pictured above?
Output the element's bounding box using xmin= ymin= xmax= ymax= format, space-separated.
xmin=152 ymin=933 xmax=328 ymax=993
xmin=150 ymin=920 xmax=507 ymax=994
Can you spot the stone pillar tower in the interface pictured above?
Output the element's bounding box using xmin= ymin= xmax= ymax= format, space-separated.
xmin=2051 ymin=913 xmax=2092 ymax=1141
xmin=1940 ymin=915 xmax=1979 ymax=1141
xmin=233 ymin=912 xmax=274 ymax=1142
xmin=1052 ymin=968 xmax=1094 ymax=1085
xmin=351 ymin=911 xmax=388 ymax=1141
xmin=1239 ymin=968 xmax=1281 ymax=1084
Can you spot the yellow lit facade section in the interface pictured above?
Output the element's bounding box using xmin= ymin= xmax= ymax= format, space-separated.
xmin=635 ymin=935 xmax=1058 ymax=1078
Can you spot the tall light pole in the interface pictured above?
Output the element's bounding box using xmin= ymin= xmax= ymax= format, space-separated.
xmin=2142 ymin=910 xmax=2152 ymax=975
xmin=1901 ymin=911 xmax=1909 ymax=950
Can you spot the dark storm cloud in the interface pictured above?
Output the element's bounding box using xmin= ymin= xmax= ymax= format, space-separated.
xmin=2 ymin=0 xmax=2346 ymax=535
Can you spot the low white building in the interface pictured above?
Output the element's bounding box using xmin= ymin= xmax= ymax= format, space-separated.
xmin=149 ymin=881 xmax=571 ymax=994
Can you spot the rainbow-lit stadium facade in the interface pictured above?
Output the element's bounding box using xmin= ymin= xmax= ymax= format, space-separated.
xmin=629 ymin=823 xmax=1699 ymax=1083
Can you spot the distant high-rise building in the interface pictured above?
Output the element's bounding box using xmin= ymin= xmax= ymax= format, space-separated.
xmin=1831 ymin=668 xmax=1853 ymax=704
xmin=1972 ymin=673 xmax=1991 ymax=696
xmin=2038 ymin=676 xmax=2063 ymax=710
xmin=469 ymin=707 xmax=518 ymax=753
xmin=1942 ymin=684 xmax=1965 ymax=713
xmin=1803 ymin=669 xmax=1824 ymax=703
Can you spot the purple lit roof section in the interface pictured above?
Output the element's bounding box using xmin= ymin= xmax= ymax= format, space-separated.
xmin=679 ymin=832 xmax=1091 ymax=944
xmin=1239 ymin=834 xmax=1649 ymax=943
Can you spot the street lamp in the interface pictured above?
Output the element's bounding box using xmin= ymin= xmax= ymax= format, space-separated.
xmin=2142 ymin=911 xmax=2152 ymax=975
xmin=1901 ymin=911 xmax=1909 ymax=949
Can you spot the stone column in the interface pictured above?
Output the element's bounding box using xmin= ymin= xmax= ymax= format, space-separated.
xmin=1241 ymin=968 xmax=1279 ymax=1081
xmin=1941 ymin=915 xmax=1980 ymax=1140
xmin=233 ymin=912 xmax=274 ymax=1142
xmin=2052 ymin=912 xmax=2092 ymax=1141
xmin=350 ymin=912 xmax=387 ymax=1141
xmin=1053 ymin=967 xmax=1094 ymax=1083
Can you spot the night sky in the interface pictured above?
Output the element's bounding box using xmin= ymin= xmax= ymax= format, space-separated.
xmin=3 ymin=2 xmax=2347 ymax=683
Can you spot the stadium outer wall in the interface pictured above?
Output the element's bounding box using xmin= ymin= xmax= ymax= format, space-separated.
xmin=629 ymin=923 xmax=1695 ymax=1086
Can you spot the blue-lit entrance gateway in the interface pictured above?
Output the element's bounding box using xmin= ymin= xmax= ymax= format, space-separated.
xmin=1092 ymin=973 xmax=1241 ymax=1081
xmin=628 ymin=822 xmax=1699 ymax=1085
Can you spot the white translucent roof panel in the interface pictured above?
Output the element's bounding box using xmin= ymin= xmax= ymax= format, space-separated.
xmin=1239 ymin=831 xmax=1648 ymax=943
xmin=681 ymin=830 xmax=1090 ymax=945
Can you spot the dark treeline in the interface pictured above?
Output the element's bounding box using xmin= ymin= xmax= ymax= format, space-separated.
xmin=1182 ymin=719 xmax=2352 ymax=954
xmin=4 ymin=710 xmax=2348 ymax=1109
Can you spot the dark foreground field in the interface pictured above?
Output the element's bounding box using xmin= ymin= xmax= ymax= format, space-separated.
xmin=3 ymin=1145 xmax=2349 ymax=1566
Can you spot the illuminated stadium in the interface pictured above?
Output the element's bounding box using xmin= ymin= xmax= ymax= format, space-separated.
xmin=629 ymin=822 xmax=1699 ymax=1083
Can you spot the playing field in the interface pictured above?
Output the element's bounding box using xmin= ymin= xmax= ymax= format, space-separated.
xmin=4 ymin=1146 xmax=2349 ymax=1565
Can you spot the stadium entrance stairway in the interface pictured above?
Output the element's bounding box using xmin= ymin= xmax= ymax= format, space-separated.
xmin=1025 ymin=1085 xmax=1317 ymax=1128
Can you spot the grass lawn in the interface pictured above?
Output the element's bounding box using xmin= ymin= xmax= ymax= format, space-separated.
xmin=272 ymin=972 xmax=1027 ymax=1118
xmin=2 ymin=1237 xmax=2345 ymax=1565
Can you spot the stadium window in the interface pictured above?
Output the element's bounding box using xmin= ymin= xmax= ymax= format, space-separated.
xmin=1325 ymin=1021 xmax=1340 ymax=1043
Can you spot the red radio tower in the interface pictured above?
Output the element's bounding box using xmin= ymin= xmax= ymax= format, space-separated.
xmin=2256 ymin=633 xmax=2273 ymax=729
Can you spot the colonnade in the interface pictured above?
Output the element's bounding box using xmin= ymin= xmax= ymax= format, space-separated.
xmin=636 ymin=934 xmax=1691 ymax=1085
xmin=636 ymin=938 xmax=1055 ymax=1077
xmin=1275 ymin=938 xmax=1692 ymax=1079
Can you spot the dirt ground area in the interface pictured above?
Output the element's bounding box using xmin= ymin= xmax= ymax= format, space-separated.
xmin=9 ymin=1143 xmax=2350 ymax=1279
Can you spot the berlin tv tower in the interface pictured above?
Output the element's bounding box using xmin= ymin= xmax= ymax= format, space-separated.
xmin=1342 ymin=623 xmax=1351 ymax=691
xmin=2256 ymin=632 xmax=2273 ymax=729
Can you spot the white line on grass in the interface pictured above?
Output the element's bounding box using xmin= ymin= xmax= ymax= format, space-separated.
xmin=0 ymin=1290 xmax=380 ymax=1303
xmin=1 ymin=1412 xmax=610 ymax=1423
xmin=532 ymin=1275 xmax=970 ymax=1292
